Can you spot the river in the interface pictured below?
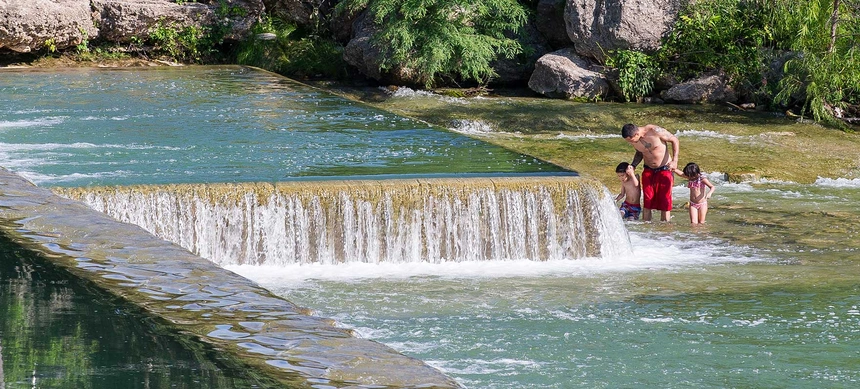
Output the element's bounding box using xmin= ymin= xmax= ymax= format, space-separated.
xmin=2 ymin=65 xmax=858 ymax=388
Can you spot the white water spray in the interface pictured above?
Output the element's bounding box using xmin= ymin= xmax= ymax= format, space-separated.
xmin=55 ymin=177 xmax=631 ymax=265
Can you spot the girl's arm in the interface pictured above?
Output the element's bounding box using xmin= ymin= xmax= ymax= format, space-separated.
xmin=672 ymin=168 xmax=686 ymax=178
xmin=703 ymin=177 xmax=715 ymax=198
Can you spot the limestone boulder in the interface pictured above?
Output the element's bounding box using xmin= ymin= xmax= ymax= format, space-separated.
xmin=0 ymin=0 xmax=97 ymax=53
xmin=564 ymin=0 xmax=681 ymax=62
xmin=528 ymin=48 xmax=610 ymax=100
xmin=343 ymin=11 xmax=419 ymax=86
xmin=535 ymin=0 xmax=569 ymax=49
xmin=92 ymin=0 xmax=263 ymax=43
xmin=661 ymin=70 xmax=737 ymax=103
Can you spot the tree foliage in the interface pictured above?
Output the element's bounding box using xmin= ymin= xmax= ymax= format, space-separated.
xmin=658 ymin=0 xmax=772 ymax=84
xmin=605 ymin=0 xmax=860 ymax=128
xmin=606 ymin=49 xmax=658 ymax=102
xmin=771 ymin=0 xmax=860 ymax=127
xmin=336 ymin=0 xmax=528 ymax=87
xmin=235 ymin=16 xmax=347 ymax=79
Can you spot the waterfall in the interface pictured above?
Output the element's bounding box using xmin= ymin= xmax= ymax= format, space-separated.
xmin=54 ymin=177 xmax=631 ymax=265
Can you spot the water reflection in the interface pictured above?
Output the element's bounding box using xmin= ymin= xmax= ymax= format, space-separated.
xmin=0 ymin=233 xmax=280 ymax=388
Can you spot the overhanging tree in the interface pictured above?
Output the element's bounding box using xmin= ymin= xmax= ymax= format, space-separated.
xmin=336 ymin=0 xmax=528 ymax=88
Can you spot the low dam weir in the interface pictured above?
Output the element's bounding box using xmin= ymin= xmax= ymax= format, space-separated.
xmin=0 ymin=168 xmax=460 ymax=388
xmin=55 ymin=177 xmax=631 ymax=265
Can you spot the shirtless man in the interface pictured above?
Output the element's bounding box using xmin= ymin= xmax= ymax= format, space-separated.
xmin=620 ymin=123 xmax=680 ymax=222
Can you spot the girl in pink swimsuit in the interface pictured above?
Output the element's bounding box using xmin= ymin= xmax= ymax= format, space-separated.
xmin=673 ymin=162 xmax=716 ymax=224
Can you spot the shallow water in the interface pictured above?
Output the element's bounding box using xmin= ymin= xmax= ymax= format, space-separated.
xmin=230 ymin=178 xmax=860 ymax=388
xmin=0 ymin=67 xmax=563 ymax=187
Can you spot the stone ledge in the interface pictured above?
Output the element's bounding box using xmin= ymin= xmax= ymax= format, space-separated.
xmin=0 ymin=167 xmax=461 ymax=389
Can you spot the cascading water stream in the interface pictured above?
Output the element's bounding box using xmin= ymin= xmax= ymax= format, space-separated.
xmin=55 ymin=177 xmax=631 ymax=265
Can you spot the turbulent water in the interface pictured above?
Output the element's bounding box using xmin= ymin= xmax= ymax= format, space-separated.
xmin=55 ymin=177 xmax=632 ymax=265
xmin=229 ymin=177 xmax=860 ymax=388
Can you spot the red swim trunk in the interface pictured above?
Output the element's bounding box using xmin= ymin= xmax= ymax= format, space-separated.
xmin=641 ymin=166 xmax=673 ymax=211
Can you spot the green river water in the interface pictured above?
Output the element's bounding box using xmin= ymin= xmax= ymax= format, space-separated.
xmin=2 ymin=66 xmax=859 ymax=388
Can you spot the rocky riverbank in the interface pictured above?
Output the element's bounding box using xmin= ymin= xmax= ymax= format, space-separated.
xmin=0 ymin=0 xmax=752 ymax=104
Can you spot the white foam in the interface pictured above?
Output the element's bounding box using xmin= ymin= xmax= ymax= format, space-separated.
xmin=640 ymin=317 xmax=674 ymax=323
xmin=448 ymin=119 xmax=494 ymax=135
xmin=555 ymin=132 xmax=617 ymax=140
xmin=427 ymin=358 xmax=544 ymax=375
xmin=0 ymin=156 xmax=48 ymax=169
xmin=815 ymin=177 xmax=860 ymax=188
xmin=676 ymin=129 xmax=744 ymax=142
xmin=0 ymin=117 xmax=65 ymax=129
xmin=756 ymin=177 xmax=797 ymax=185
xmin=0 ymin=142 xmax=185 ymax=152
xmin=382 ymin=86 xmax=468 ymax=104
xmin=17 ymin=170 xmax=131 ymax=185
xmin=226 ymin=232 xmax=761 ymax=287
xmin=675 ymin=129 xmax=796 ymax=144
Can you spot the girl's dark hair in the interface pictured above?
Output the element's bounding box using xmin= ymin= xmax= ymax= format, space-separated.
xmin=683 ymin=162 xmax=701 ymax=178
xmin=616 ymin=162 xmax=629 ymax=173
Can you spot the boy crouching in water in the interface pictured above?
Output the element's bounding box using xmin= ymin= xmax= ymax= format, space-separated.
xmin=615 ymin=162 xmax=642 ymax=220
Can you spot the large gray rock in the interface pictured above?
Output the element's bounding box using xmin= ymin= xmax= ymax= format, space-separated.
xmin=536 ymin=0 xmax=569 ymax=49
xmin=661 ymin=70 xmax=737 ymax=103
xmin=564 ymin=0 xmax=681 ymax=62
xmin=343 ymin=11 xmax=420 ymax=85
xmin=0 ymin=0 xmax=97 ymax=53
xmin=528 ymin=48 xmax=610 ymax=100
xmin=92 ymin=0 xmax=263 ymax=43
xmin=342 ymin=11 xmax=384 ymax=81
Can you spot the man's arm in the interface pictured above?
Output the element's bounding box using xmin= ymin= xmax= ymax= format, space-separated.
xmin=657 ymin=130 xmax=680 ymax=170
xmin=630 ymin=151 xmax=643 ymax=168
xmin=627 ymin=170 xmax=640 ymax=187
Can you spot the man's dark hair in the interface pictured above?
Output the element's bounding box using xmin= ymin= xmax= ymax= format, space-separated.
xmin=621 ymin=123 xmax=637 ymax=138
xmin=616 ymin=162 xmax=629 ymax=173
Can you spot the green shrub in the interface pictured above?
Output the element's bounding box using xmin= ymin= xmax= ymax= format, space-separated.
xmin=771 ymin=0 xmax=860 ymax=129
xmin=335 ymin=0 xmax=528 ymax=87
xmin=658 ymin=0 xmax=768 ymax=82
xmin=652 ymin=0 xmax=859 ymax=128
xmin=606 ymin=49 xmax=658 ymax=102
xmin=149 ymin=21 xmax=210 ymax=62
xmin=235 ymin=16 xmax=347 ymax=79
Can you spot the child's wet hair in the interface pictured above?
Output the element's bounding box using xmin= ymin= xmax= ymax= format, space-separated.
xmin=683 ymin=162 xmax=701 ymax=177
xmin=616 ymin=162 xmax=629 ymax=173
